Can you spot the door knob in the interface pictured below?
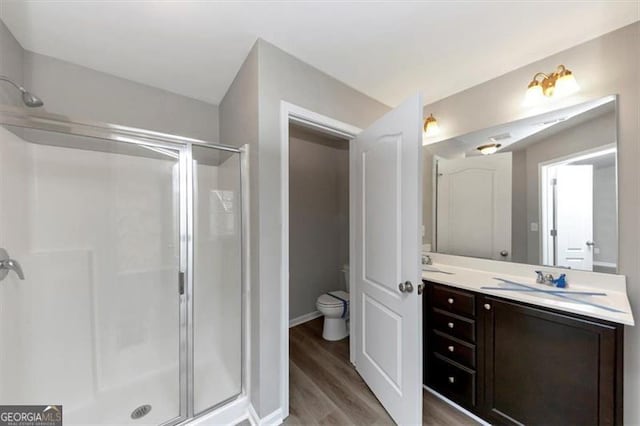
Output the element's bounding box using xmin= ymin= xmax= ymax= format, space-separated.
xmin=0 ymin=248 xmax=24 ymax=281
xmin=500 ymin=250 xmax=509 ymax=257
xmin=398 ymin=281 xmax=414 ymax=293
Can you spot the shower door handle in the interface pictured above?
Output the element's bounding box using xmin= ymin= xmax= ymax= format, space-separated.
xmin=178 ymin=271 xmax=185 ymax=295
xmin=0 ymin=248 xmax=24 ymax=281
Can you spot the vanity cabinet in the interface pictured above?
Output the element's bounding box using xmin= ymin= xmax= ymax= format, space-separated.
xmin=424 ymin=281 xmax=624 ymax=426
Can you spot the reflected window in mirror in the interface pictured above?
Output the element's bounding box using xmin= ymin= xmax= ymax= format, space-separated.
xmin=423 ymin=95 xmax=617 ymax=273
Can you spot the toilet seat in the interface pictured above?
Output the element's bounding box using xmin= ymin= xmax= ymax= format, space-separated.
xmin=316 ymin=290 xmax=350 ymax=341
xmin=317 ymin=291 xmax=350 ymax=307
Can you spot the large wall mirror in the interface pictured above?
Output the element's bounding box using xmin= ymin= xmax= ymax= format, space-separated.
xmin=423 ymin=95 xmax=618 ymax=273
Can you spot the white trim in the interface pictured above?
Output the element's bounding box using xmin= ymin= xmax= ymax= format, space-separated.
xmin=280 ymin=101 xmax=361 ymax=421
xmin=248 ymin=405 xmax=284 ymax=426
xmin=423 ymin=386 xmax=490 ymax=426
xmin=348 ymin=133 xmax=356 ymax=367
xmin=185 ymin=395 xmax=250 ymax=426
xmin=289 ymin=310 xmax=323 ymax=328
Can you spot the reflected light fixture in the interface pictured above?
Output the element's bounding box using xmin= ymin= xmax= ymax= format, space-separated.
xmin=423 ymin=113 xmax=439 ymax=136
xmin=524 ymin=64 xmax=579 ymax=105
xmin=477 ymin=143 xmax=502 ymax=155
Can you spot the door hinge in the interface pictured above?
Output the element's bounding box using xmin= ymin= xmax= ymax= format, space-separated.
xmin=551 ymin=178 xmax=557 ymax=186
xmin=550 ymin=229 xmax=557 ymax=237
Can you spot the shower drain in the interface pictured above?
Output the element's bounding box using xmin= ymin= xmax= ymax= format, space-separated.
xmin=131 ymin=404 xmax=152 ymax=420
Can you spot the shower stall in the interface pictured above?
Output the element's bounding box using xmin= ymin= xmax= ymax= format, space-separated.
xmin=0 ymin=106 xmax=246 ymax=425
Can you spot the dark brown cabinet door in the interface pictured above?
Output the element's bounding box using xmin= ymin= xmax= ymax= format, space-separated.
xmin=482 ymin=296 xmax=621 ymax=426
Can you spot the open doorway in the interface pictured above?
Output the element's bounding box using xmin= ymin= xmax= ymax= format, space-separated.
xmin=288 ymin=123 xmax=350 ymax=333
xmin=279 ymin=102 xmax=361 ymax=420
xmin=280 ymin=97 xmax=478 ymax=425
xmin=540 ymin=145 xmax=617 ymax=272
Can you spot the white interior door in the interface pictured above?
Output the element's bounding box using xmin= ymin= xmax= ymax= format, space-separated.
xmin=556 ymin=165 xmax=593 ymax=270
xmin=353 ymin=94 xmax=422 ymax=425
xmin=436 ymin=153 xmax=512 ymax=260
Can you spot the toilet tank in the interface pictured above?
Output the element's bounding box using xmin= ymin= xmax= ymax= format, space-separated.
xmin=341 ymin=264 xmax=350 ymax=289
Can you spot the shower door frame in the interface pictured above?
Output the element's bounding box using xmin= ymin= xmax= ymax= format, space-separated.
xmin=0 ymin=105 xmax=248 ymax=426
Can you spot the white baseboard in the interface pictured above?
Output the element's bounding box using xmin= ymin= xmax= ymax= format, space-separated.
xmin=248 ymin=405 xmax=283 ymax=426
xmin=289 ymin=310 xmax=322 ymax=328
xmin=423 ymin=386 xmax=490 ymax=426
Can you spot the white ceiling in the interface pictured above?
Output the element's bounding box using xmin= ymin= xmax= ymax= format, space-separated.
xmin=429 ymin=96 xmax=615 ymax=158
xmin=1 ymin=1 xmax=638 ymax=106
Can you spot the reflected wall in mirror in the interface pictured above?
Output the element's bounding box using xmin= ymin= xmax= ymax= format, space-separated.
xmin=423 ymin=95 xmax=618 ymax=273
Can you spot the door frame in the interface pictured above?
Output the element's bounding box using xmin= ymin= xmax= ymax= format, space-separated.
xmin=539 ymin=144 xmax=616 ymax=266
xmin=279 ymin=101 xmax=362 ymax=418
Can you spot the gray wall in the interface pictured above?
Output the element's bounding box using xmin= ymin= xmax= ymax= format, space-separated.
xmin=511 ymin=150 xmax=528 ymax=263
xmin=256 ymin=39 xmax=389 ymax=417
xmin=1 ymin=18 xmax=219 ymax=141
xmin=219 ymin=38 xmax=389 ymax=417
xmin=218 ymin=42 xmax=261 ymax=410
xmin=593 ymin=165 xmax=617 ymax=265
xmin=289 ymin=125 xmax=349 ymax=321
xmin=22 ymin=52 xmax=219 ymax=141
xmin=0 ymin=19 xmax=24 ymax=107
xmin=423 ymin=22 xmax=640 ymax=423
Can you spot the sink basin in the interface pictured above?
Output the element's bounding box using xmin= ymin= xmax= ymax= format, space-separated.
xmin=422 ymin=266 xmax=454 ymax=275
xmin=484 ymin=278 xmax=623 ymax=313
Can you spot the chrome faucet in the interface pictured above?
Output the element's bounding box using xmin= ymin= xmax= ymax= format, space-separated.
xmin=0 ymin=248 xmax=24 ymax=281
xmin=535 ymin=270 xmax=555 ymax=286
xmin=422 ymin=255 xmax=433 ymax=265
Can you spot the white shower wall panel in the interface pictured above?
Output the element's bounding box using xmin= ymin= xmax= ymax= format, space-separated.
xmin=0 ymin=126 xmax=180 ymax=417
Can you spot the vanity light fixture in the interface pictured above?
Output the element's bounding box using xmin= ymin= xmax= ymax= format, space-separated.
xmin=477 ymin=143 xmax=502 ymax=155
xmin=423 ymin=113 xmax=439 ymax=136
xmin=524 ymin=64 xmax=579 ymax=105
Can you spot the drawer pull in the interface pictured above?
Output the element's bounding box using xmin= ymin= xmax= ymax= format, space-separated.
xmin=448 ymin=376 xmax=455 ymax=384
xmin=448 ymin=345 xmax=454 ymax=352
xmin=447 ymin=322 xmax=454 ymax=329
xmin=448 ymin=297 xmax=454 ymax=304
xmin=484 ymin=303 xmax=491 ymax=310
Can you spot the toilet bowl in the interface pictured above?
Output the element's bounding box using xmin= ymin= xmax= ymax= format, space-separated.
xmin=316 ymin=290 xmax=350 ymax=341
xmin=316 ymin=265 xmax=350 ymax=341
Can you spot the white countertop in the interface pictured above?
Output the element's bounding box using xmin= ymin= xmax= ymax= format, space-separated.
xmin=421 ymin=253 xmax=634 ymax=326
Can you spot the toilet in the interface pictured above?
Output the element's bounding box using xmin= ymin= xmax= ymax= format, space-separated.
xmin=316 ymin=265 xmax=350 ymax=341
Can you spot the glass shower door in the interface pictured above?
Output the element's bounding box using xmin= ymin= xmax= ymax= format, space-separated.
xmin=0 ymin=125 xmax=184 ymax=425
xmin=191 ymin=145 xmax=243 ymax=414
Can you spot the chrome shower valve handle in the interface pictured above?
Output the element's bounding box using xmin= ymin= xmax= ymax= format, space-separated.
xmin=0 ymin=248 xmax=25 ymax=281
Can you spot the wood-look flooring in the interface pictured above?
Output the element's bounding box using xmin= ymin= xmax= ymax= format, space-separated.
xmin=286 ymin=318 xmax=480 ymax=425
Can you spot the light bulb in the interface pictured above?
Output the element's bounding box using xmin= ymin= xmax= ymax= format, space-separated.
xmin=554 ymin=72 xmax=580 ymax=98
xmin=524 ymin=83 xmax=544 ymax=106
xmin=425 ymin=120 xmax=439 ymax=136
xmin=477 ymin=143 xmax=501 ymax=155
xmin=423 ymin=114 xmax=439 ymax=137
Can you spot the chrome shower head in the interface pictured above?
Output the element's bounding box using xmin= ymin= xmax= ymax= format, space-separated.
xmin=0 ymin=75 xmax=44 ymax=108
xmin=21 ymin=90 xmax=44 ymax=108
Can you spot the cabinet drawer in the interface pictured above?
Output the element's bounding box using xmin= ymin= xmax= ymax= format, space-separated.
xmin=432 ymin=309 xmax=476 ymax=343
xmin=432 ymin=330 xmax=476 ymax=369
xmin=431 ymin=355 xmax=476 ymax=407
xmin=432 ymin=284 xmax=476 ymax=317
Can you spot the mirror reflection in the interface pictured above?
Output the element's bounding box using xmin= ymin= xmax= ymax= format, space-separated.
xmin=424 ymin=96 xmax=617 ymax=273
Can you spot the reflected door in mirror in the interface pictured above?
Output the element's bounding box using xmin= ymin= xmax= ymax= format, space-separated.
xmin=436 ymin=153 xmax=512 ymax=261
